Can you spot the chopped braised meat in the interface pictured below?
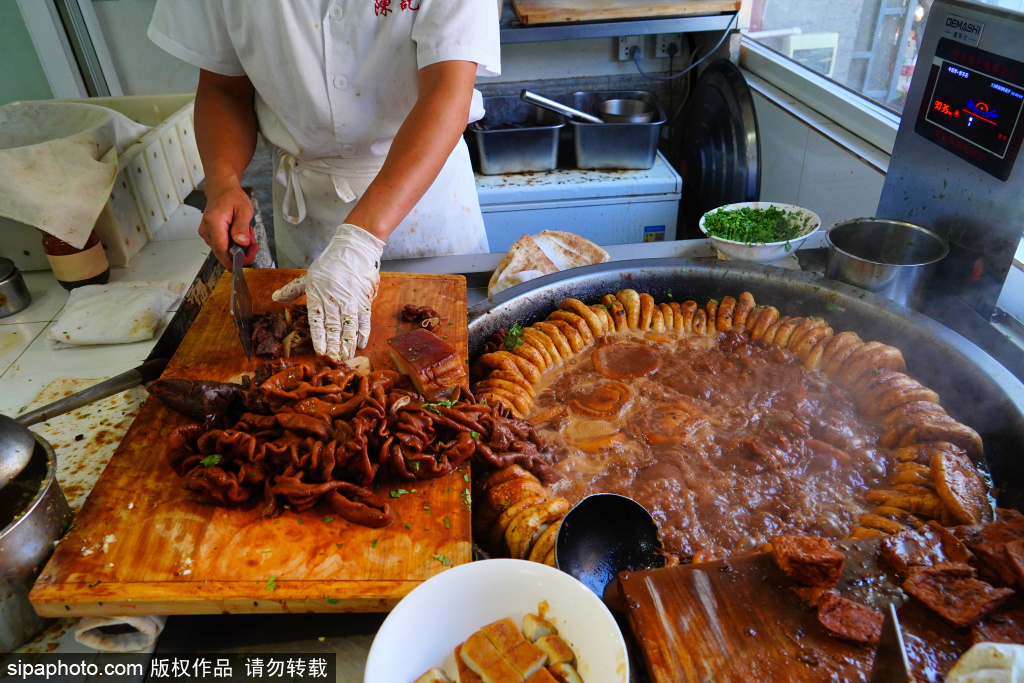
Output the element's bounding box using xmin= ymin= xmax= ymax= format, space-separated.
xmin=148 ymin=379 xmax=245 ymax=429
xmin=902 ymin=562 xmax=1014 ymax=627
xmin=1006 ymin=540 xmax=1024 ymax=587
xmin=881 ymin=521 xmax=973 ymax=576
xmin=251 ymin=305 xmax=312 ymax=358
xmin=816 ymin=591 xmax=884 ymax=645
xmin=401 ymin=304 xmax=442 ymax=332
xmin=771 ymin=535 xmax=845 ymax=587
xmin=388 ymin=327 xmax=469 ymax=402
xmin=956 ymin=516 xmax=1024 ymax=586
xmin=926 ymin=520 xmax=974 ymax=563
xmin=970 ymin=607 xmax=1024 ymax=645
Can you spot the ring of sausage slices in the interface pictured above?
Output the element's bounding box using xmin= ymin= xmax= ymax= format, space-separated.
xmin=470 ymin=290 xmax=991 ymax=564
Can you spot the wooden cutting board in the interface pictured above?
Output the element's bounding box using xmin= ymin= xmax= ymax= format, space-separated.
xmin=30 ymin=270 xmax=471 ymax=617
xmin=618 ymin=540 xmax=973 ymax=682
xmin=512 ymin=0 xmax=740 ymax=25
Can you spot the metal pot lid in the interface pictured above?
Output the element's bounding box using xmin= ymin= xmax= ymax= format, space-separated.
xmin=0 ymin=257 xmax=15 ymax=282
xmin=678 ymin=59 xmax=761 ymax=238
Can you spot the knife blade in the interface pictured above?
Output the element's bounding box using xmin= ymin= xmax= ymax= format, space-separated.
xmin=229 ymin=238 xmax=253 ymax=362
xmin=868 ymin=603 xmax=912 ymax=683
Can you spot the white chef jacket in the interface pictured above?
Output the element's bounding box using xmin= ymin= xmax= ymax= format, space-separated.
xmin=148 ymin=0 xmax=500 ymax=266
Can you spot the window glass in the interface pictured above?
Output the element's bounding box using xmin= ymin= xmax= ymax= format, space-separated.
xmin=743 ymin=0 xmax=1024 ymax=113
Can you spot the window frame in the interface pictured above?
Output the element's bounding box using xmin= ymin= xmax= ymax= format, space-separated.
xmin=738 ymin=36 xmax=900 ymax=155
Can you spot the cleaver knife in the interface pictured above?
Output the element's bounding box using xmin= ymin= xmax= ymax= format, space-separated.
xmin=229 ymin=235 xmax=254 ymax=362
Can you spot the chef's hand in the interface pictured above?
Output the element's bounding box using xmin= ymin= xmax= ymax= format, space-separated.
xmin=272 ymin=223 xmax=385 ymax=361
xmin=200 ymin=182 xmax=258 ymax=271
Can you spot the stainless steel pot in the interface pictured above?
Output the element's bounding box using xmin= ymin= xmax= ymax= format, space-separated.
xmin=0 ymin=257 xmax=31 ymax=319
xmin=0 ymin=434 xmax=73 ymax=651
xmin=468 ymin=259 xmax=1024 ymax=507
xmin=825 ymin=218 xmax=949 ymax=311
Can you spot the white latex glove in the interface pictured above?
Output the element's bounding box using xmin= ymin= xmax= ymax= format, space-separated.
xmin=272 ymin=223 xmax=385 ymax=361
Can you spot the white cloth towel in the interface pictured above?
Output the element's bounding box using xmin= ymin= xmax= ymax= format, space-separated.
xmin=45 ymin=281 xmax=184 ymax=348
xmin=75 ymin=615 xmax=167 ymax=652
xmin=0 ymin=102 xmax=150 ymax=249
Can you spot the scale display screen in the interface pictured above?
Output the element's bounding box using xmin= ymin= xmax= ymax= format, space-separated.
xmin=915 ymin=38 xmax=1024 ymax=180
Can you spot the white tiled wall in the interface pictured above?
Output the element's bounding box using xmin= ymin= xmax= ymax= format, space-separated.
xmin=753 ymin=91 xmax=886 ymax=230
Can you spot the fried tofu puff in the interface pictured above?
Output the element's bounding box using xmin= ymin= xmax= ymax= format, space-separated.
xmin=474 ymin=475 xmax=548 ymax=538
xmin=692 ymin=308 xmax=708 ymax=335
xmin=716 ymin=295 xmax=736 ymax=332
xmin=547 ymin=310 xmax=594 ymax=347
xmin=615 ymin=289 xmax=641 ymax=328
xmin=836 ymin=342 xmax=907 ymax=387
xmin=602 ymin=294 xmax=628 ymax=331
xmin=678 ymin=301 xmax=698 ymax=333
xmin=732 ymin=292 xmax=756 ymax=329
xmin=658 ymin=303 xmax=674 ymax=331
xmin=559 ymin=298 xmax=604 ymax=338
xmin=705 ymin=300 xmax=719 ymax=334
xmin=750 ymin=306 xmax=780 ymax=341
xmin=590 ymin=305 xmax=615 ymax=334
xmin=506 ymin=498 xmax=571 ymax=560
xmin=900 ymin=414 xmax=984 ymax=462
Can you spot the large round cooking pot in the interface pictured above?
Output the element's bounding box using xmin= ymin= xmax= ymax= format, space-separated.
xmin=468 ymin=258 xmax=1024 ymax=507
xmin=0 ymin=434 xmax=73 ymax=651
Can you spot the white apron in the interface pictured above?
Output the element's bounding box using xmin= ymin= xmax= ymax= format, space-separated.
xmin=272 ymin=137 xmax=488 ymax=268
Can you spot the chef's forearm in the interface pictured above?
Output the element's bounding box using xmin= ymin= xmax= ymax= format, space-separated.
xmin=345 ymin=60 xmax=478 ymax=241
xmin=194 ymin=69 xmax=259 ymax=196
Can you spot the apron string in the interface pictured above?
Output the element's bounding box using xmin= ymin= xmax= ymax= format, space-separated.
xmin=275 ymin=149 xmax=381 ymax=224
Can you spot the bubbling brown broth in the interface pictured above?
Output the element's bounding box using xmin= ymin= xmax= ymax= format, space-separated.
xmin=530 ymin=327 xmax=890 ymax=561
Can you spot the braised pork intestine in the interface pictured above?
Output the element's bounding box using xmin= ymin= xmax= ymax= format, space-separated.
xmin=162 ymin=359 xmax=556 ymax=528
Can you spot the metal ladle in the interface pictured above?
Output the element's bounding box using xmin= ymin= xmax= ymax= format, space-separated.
xmin=0 ymin=358 xmax=168 ymax=491
xmin=555 ymin=493 xmax=666 ymax=604
xmin=520 ymin=90 xmax=603 ymax=124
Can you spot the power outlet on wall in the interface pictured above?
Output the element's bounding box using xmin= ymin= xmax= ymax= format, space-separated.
xmin=618 ymin=36 xmax=644 ymax=61
xmin=655 ymin=33 xmax=684 ymax=59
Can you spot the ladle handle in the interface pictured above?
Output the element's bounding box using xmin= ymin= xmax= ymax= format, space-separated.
xmin=15 ymin=358 xmax=169 ymax=427
xmin=520 ymin=90 xmax=603 ymax=124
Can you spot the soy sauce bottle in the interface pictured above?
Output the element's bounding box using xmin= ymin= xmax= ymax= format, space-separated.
xmin=42 ymin=229 xmax=110 ymax=291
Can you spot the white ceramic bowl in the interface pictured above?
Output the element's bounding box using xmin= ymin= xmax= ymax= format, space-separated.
xmin=699 ymin=201 xmax=821 ymax=264
xmin=364 ymin=559 xmax=628 ymax=683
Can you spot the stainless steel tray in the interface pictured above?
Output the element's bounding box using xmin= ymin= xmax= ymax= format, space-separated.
xmin=471 ymin=96 xmax=565 ymax=175
xmin=570 ymin=90 xmax=666 ymax=170
xmin=468 ymin=258 xmax=1024 ymax=509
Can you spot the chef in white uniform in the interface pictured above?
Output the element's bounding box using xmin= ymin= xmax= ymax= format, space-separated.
xmin=148 ymin=0 xmax=500 ymax=360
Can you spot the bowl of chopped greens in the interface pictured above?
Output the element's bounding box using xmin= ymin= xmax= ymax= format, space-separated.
xmin=699 ymin=202 xmax=821 ymax=264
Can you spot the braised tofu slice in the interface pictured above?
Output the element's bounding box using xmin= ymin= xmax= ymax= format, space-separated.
xmin=413 ymin=668 xmax=453 ymax=683
xmin=461 ymin=631 xmax=524 ymax=683
xmin=522 ymin=613 xmax=558 ymax=642
xmin=548 ymin=663 xmax=584 ymax=683
xmin=455 ymin=644 xmax=484 ymax=683
xmin=525 ymin=669 xmax=560 ymax=683
xmin=534 ymin=634 xmax=576 ymax=667
xmin=481 ymin=618 xmax=546 ymax=679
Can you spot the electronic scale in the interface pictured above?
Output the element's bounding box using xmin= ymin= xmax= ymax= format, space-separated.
xmin=878 ymin=0 xmax=1024 ymax=328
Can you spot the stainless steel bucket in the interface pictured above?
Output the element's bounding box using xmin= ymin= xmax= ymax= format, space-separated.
xmin=0 ymin=434 xmax=72 ymax=651
xmin=825 ymin=217 xmax=949 ymax=310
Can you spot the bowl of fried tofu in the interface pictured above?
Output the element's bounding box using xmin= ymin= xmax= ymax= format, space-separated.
xmin=364 ymin=558 xmax=628 ymax=683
